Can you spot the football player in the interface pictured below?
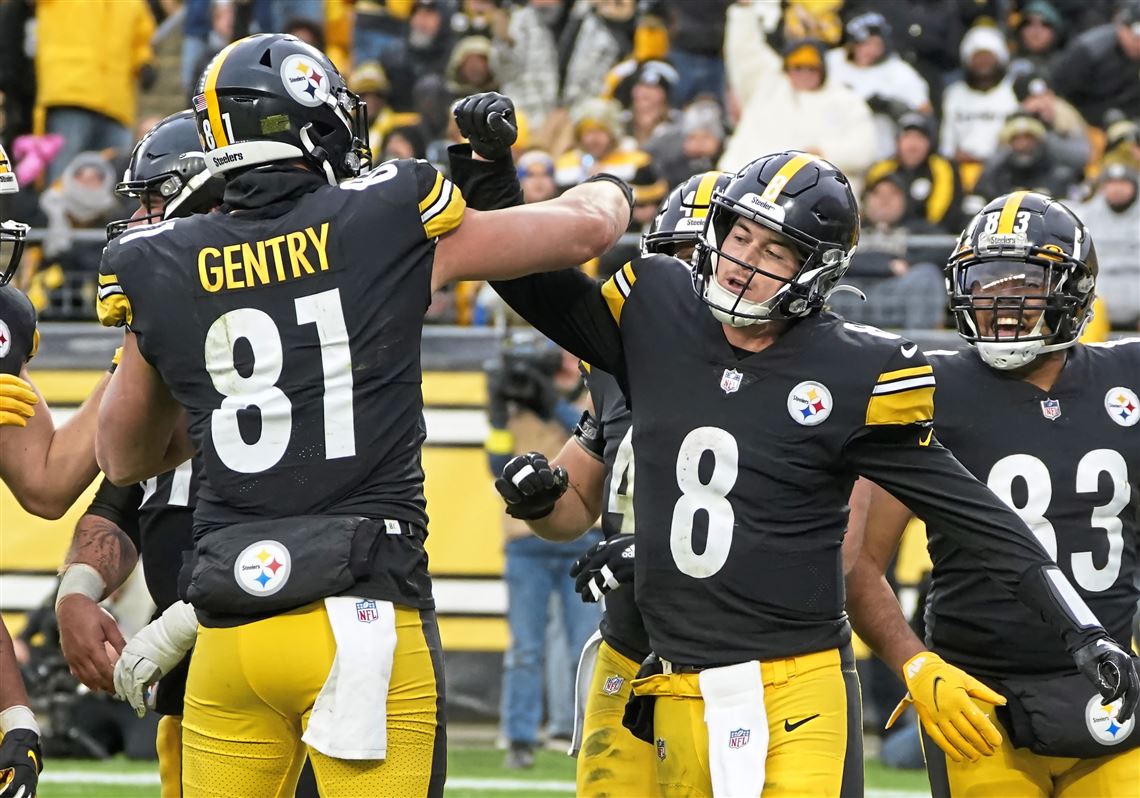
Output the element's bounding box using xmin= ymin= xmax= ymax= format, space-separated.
xmin=94 ymin=34 xmax=630 ymax=797
xmin=846 ymin=191 xmax=1140 ymax=796
xmin=55 ymin=110 xmax=223 ymax=798
xmin=477 ymin=146 xmax=1137 ymax=796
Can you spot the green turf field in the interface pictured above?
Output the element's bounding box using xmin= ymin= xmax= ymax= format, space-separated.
xmin=38 ymin=747 xmax=933 ymax=797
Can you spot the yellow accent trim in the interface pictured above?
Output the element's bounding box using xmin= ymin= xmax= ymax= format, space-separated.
xmin=580 ymin=360 xmax=592 ymax=373
xmin=996 ymin=190 xmax=1030 ymax=234
xmin=98 ymin=273 xmax=119 ymax=286
xmin=422 ymin=183 xmax=466 ymax=239
xmin=418 ymin=171 xmax=445 ymax=214
xmin=877 ymin=365 xmax=934 ymax=384
xmin=760 ymin=153 xmax=817 ymax=202
xmin=600 ymin=261 xmax=637 ymax=324
xmin=203 ymin=40 xmax=241 ymax=148
xmin=97 ymin=292 xmax=133 ymax=328
xmin=866 ymin=386 xmax=935 ymax=427
xmin=692 ymin=172 xmax=721 ymax=219
xmin=926 ymin=156 xmax=955 ymax=225
xmin=29 ymin=329 xmax=39 ymax=360
xmin=437 ymin=617 xmax=508 ymax=651
xmin=484 ymin=428 xmax=514 ymax=455
xmin=919 ymin=429 xmax=933 ymax=447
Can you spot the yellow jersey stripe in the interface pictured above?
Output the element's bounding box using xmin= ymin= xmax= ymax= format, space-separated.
xmin=421 ymin=181 xmax=466 ymax=239
xmin=600 ymin=261 xmax=637 ymax=323
xmin=996 ymin=190 xmax=1030 ymax=234
xmin=97 ymin=293 xmax=133 ymax=328
xmin=203 ymin=40 xmax=241 ymax=148
xmin=760 ymin=153 xmax=818 ymax=202
xmin=418 ymin=170 xmax=445 ymax=214
xmin=98 ymin=273 xmax=119 ymax=286
xmin=691 ymin=171 xmax=722 ymax=219
xmin=877 ymin=365 xmax=934 ymax=384
xmin=866 ymin=386 xmax=935 ymax=427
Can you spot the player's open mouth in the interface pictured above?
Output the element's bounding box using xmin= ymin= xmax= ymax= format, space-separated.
xmin=726 ymin=276 xmax=749 ymax=295
xmin=993 ymin=316 xmax=1026 ymax=339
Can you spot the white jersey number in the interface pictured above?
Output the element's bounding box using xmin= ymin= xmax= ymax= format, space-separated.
xmin=607 ymin=427 xmax=635 ymax=535
xmin=670 ymin=427 xmax=739 ymax=578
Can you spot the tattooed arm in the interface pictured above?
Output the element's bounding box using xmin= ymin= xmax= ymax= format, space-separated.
xmin=56 ymin=477 xmax=143 ymax=692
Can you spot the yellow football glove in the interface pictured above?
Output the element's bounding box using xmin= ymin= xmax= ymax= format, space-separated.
xmin=0 ymin=373 xmax=38 ymax=427
xmin=887 ymin=651 xmax=1007 ymax=763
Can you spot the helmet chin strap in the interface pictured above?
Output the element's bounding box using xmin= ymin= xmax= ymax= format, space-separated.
xmin=703 ymin=269 xmax=781 ymax=327
xmin=300 ymin=124 xmax=338 ymax=185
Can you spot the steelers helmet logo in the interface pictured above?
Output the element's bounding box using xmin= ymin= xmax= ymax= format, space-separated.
xmin=233 ymin=540 xmax=291 ymax=597
xmin=280 ymin=53 xmax=330 ymax=108
xmin=787 ymin=380 xmax=833 ymax=426
xmin=1104 ymin=387 xmax=1139 ymax=427
xmin=1085 ymin=693 xmax=1135 ymax=745
xmin=0 ymin=320 xmax=10 ymax=359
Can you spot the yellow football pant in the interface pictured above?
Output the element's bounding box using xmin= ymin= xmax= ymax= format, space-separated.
xmin=923 ymin=701 xmax=1140 ymax=798
xmin=632 ymin=646 xmax=862 ymax=798
xmin=157 ymin=715 xmax=182 ymax=798
xmin=578 ymin=641 xmax=660 ymax=798
xmin=181 ymin=601 xmax=445 ymax=798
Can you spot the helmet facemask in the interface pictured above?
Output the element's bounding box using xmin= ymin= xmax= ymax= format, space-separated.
xmin=0 ymin=220 xmax=28 ymax=286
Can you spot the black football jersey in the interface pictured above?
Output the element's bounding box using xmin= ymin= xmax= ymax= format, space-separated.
xmin=0 ymin=283 xmax=37 ymax=376
xmin=97 ymin=161 xmax=466 ymax=609
xmin=492 ymin=255 xmax=1094 ymax=666
xmin=584 ymin=364 xmax=651 ymax=662
xmin=924 ymin=341 xmax=1140 ymax=679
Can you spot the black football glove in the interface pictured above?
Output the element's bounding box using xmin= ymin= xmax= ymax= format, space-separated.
xmin=570 ymin=534 xmax=635 ymax=602
xmin=453 ymin=92 xmax=518 ymax=161
xmin=1074 ymin=637 xmax=1140 ymax=723
xmin=0 ymin=728 xmax=42 ymax=798
xmin=495 ymin=452 xmax=568 ymax=520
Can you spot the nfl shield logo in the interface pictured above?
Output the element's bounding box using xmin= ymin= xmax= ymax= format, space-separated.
xmin=656 ymin=738 xmax=666 ymax=761
xmin=356 ymin=599 xmax=379 ymax=623
xmin=721 ymin=368 xmax=743 ymax=394
xmin=1040 ymin=398 xmax=1062 ymax=421
xmin=728 ymin=728 xmax=750 ymax=749
xmin=602 ymin=675 xmax=624 ymax=696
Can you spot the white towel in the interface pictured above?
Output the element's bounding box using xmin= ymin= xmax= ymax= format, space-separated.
xmin=569 ymin=629 xmax=604 ymax=756
xmin=302 ymin=596 xmax=397 ymax=760
xmin=699 ymin=661 xmax=768 ymax=798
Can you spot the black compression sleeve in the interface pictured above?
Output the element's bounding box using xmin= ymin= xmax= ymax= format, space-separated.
xmin=846 ymin=428 xmax=1105 ymax=655
xmin=85 ymin=475 xmax=144 ymax=550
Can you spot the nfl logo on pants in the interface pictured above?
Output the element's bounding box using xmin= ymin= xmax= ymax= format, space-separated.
xmin=729 ymin=728 xmax=751 ymax=749
xmin=356 ymin=599 xmax=379 ymax=622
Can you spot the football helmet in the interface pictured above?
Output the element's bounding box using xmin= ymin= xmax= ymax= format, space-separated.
xmin=192 ymin=34 xmax=369 ymax=183
xmin=641 ymin=171 xmax=732 ymax=260
xmin=948 ymin=191 xmax=1096 ymax=370
xmin=0 ymin=143 xmax=28 ymax=286
xmin=107 ymin=110 xmax=226 ymax=240
xmin=693 ymin=151 xmax=859 ymax=326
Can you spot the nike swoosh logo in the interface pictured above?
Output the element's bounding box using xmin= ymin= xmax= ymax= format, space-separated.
xmin=784 ymin=714 xmax=821 ymax=732
xmin=933 ymin=677 xmax=944 ymax=712
xmin=919 ymin=429 xmax=933 ymax=447
xmin=901 ymin=344 xmax=918 ymax=358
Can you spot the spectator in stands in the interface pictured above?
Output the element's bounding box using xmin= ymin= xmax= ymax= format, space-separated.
xmin=450 ymin=0 xmax=498 ymax=41
xmin=36 ymin=0 xmax=156 ymax=184
xmin=446 ymin=36 xmax=499 ymax=99
xmin=518 ymin=150 xmax=558 ymax=203
xmin=661 ymin=0 xmax=731 ymax=105
xmin=827 ymin=172 xmax=947 ymax=329
xmin=721 ymin=4 xmax=875 ymax=179
xmin=559 ymin=0 xmax=636 ymax=110
xmin=383 ymin=0 xmax=455 ymax=112
xmin=1050 ymin=0 xmax=1140 ymax=128
xmin=826 ymin=12 xmax=933 ymax=161
xmin=1103 ymin=109 xmax=1140 ymax=167
xmin=353 ymin=0 xmax=413 ymax=64
xmin=351 ymin=61 xmax=421 ymax=163
xmin=613 ymin=61 xmax=681 ymax=150
xmin=490 ymin=0 xmax=563 ymax=129
xmin=940 ymin=24 xmax=1018 ymax=169
xmin=1010 ymin=0 xmax=1065 ymax=74
xmin=554 ymin=99 xmax=656 ymax=190
xmin=971 ymin=111 xmax=1081 ymax=206
xmin=651 ymin=98 xmax=726 ymax=188
xmin=380 ymin=125 xmax=428 ymax=160
xmin=282 ymin=17 xmax=326 ymax=51
xmin=866 ymin=112 xmax=964 ymax=233
xmin=39 ymin=152 xmax=117 ymax=265
xmin=1012 ymin=67 xmax=1090 ymax=174
xmin=1074 ymin=160 xmax=1140 ymax=329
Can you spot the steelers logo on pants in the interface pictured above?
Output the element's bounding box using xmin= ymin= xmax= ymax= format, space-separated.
xmin=234 ymin=540 xmax=292 ymax=597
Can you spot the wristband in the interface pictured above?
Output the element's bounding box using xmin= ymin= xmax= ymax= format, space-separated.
xmin=55 ymin=563 xmax=107 ymax=610
xmin=0 ymin=706 xmax=40 ymax=736
xmin=585 ymin=173 xmax=635 ymax=215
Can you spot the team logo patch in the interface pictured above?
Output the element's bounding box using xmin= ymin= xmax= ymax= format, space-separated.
xmin=233 ymin=540 xmax=291 ymax=597
xmin=602 ymin=675 xmax=624 ymax=696
xmin=280 ymin=53 xmax=330 ymax=108
xmin=0 ymin=320 xmax=10 ymax=359
xmin=728 ymin=728 xmax=751 ymax=749
xmin=656 ymin=738 xmax=666 ymax=760
xmin=787 ymin=381 xmax=833 ymax=426
xmin=1085 ymin=694 xmax=1135 ymax=745
xmin=1104 ymin=387 xmax=1139 ymax=427
xmin=721 ymin=368 xmax=743 ymax=394
xmin=356 ymin=599 xmax=379 ymax=623
xmin=1040 ymin=398 xmax=1062 ymax=421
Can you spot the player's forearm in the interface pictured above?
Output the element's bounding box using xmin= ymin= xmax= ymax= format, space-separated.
xmin=0 ymin=623 xmax=31 ymax=711
xmin=63 ymin=514 xmax=139 ymax=597
xmin=846 ymin=557 xmax=926 ymax=675
xmin=527 ymin=485 xmax=599 ymax=542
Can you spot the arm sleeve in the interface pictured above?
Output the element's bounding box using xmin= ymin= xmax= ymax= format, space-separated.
xmin=97 ymin=244 xmax=133 ymax=328
xmin=844 ymin=352 xmax=1106 ymax=655
xmin=84 ymin=475 xmax=144 ymax=550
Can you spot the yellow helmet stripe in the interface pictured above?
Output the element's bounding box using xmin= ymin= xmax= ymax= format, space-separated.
xmin=996 ymin=190 xmax=1031 ymax=235
xmin=203 ymin=39 xmax=243 ymax=148
xmin=760 ymin=153 xmax=818 ymax=203
xmin=691 ymin=171 xmax=722 ymax=219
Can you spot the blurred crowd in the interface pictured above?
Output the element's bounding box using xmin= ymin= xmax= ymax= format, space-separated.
xmin=0 ymin=0 xmax=1138 ymax=329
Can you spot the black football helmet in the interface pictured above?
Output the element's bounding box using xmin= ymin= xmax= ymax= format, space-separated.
xmin=948 ymin=191 xmax=1097 ymax=370
xmin=0 ymin=142 xmax=28 ymax=285
xmin=642 ymin=171 xmax=732 ymax=260
xmin=107 ymin=110 xmax=226 ymax=241
xmin=192 ymin=34 xmax=369 ymax=183
xmin=693 ymin=151 xmax=860 ymax=326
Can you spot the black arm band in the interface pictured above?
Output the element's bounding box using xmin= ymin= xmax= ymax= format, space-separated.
xmin=572 ymin=410 xmax=605 ymax=462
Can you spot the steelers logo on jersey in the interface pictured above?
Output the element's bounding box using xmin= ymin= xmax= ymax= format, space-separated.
xmin=1104 ymin=386 xmax=1139 ymax=428
xmin=0 ymin=319 xmax=10 ymax=359
xmin=234 ymin=539 xmax=292 ymax=597
xmin=787 ymin=381 xmax=833 ymax=426
xmin=280 ymin=53 xmax=330 ymax=108
xmin=1085 ymin=693 xmax=1135 ymax=745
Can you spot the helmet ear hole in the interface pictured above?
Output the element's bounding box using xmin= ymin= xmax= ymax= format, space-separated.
xmin=259 ymin=49 xmax=273 ymax=68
